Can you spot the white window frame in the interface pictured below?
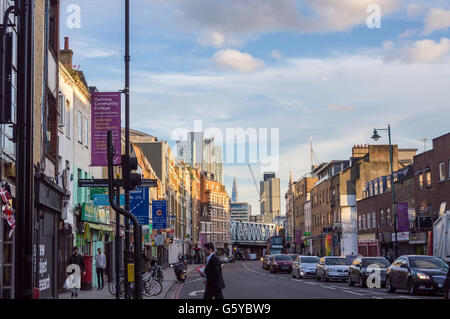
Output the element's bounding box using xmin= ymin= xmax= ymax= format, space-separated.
xmin=78 ymin=111 xmax=82 ymax=143
xmin=58 ymin=93 xmax=65 ymax=127
xmin=65 ymin=99 xmax=71 ymax=138
xmin=83 ymin=116 xmax=88 ymax=147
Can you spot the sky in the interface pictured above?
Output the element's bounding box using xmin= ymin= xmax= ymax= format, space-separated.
xmin=60 ymin=0 xmax=450 ymax=216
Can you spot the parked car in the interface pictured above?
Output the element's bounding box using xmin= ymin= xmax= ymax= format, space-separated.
xmin=262 ymin=255 xmax=272 ymax=270
xmin=316 ymin=256 xmax=349 ymax=282
xmin=292 ymin=255 xmax=320 ymax=279
xmin=348 ymin=256 xmax=390 ymax=288
xmin=270 ymin=254 xmax=293 ymax=274
xmin=386 ymin=255 xmax=449 ymax=295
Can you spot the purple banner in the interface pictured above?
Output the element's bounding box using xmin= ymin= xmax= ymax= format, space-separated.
xmin=295 ymin=230 xmax=302 ymax=245
xmin=91 ymin=92 xmax=122 ymax=166
xmin=397 ymin=202 xmax=410 ymax=232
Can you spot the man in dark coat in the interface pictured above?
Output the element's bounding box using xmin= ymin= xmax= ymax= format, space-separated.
xmin=67 ymin=246 xmax=85 ymax=297
xmin=201 ymin=242 xmax=225 ymax=299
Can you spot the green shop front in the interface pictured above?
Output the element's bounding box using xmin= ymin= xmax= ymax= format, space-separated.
xmin=76 ymin=203 xmax=113 ymax=289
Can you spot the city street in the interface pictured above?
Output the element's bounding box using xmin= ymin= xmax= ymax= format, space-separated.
xmin=166 ymin=261 xmax=443 ymax=300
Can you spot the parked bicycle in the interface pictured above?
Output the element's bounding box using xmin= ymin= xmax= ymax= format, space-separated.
xmin=108 ymin=271 xmax=162 ymax=298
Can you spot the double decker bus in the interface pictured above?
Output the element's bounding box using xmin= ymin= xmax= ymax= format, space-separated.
xmin=267 ymin=235 xmax=284 ymax=255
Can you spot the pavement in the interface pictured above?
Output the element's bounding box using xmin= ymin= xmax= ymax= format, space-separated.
xmin=165 ymin=260 xmax=444 ymax=299
xmin=58 ymin=264 xmax=198 ymax=299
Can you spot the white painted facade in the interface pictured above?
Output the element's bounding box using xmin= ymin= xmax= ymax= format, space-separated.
xmin=340 ymin=195 xmax=358 ymax=255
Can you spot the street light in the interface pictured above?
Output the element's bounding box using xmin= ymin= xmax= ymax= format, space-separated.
xmin=371 ymin=124 xmax=399 ymax=259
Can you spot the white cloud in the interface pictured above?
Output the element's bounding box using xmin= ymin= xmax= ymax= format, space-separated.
xmin=327 ymin=104 xmax=355 ymax=112
xmin=270 ymin=50 xmax=284 ymax=60
xmin=385 ymin=38 xmax=450 ymax=63
xmin=406 ymin=3 xmax=424 ymax=16
xmin=165 ymin=0 xmax=400 ymax=47
xmin=423 ymin=8 xmax=450 ymax=35
xmin=212 ymin=49 xmax=265 ymax=72
xmin=197 ymin=31 xmax=226 ymax=48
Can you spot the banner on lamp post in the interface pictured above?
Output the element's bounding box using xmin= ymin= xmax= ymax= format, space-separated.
xmin=397 ymin=202 xmax=410 ymax=232
xmin=91 ymin=92 xmax=121 ymax=166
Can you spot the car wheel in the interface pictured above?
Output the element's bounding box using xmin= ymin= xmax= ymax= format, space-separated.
xmin=348 ymin=275 xmax=354 ymax=286
xmin=360 ymin=275 xmax=367 ymax=288
xmin=408 ymin=278 xmax=417 ymax=296
xmin=386 ymin=276 xmax=395 ymax=293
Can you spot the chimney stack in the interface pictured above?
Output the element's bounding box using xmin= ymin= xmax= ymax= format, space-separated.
xmin=64 ymin=37 xmax=69 ymax=50
xmin=60 ymin=36 xmax=74 ymax=70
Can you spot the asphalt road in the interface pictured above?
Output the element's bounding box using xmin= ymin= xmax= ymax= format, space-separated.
xmin=166 ymin=260 xmax=443 ymax=300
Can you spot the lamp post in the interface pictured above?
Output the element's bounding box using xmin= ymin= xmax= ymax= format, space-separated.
xmin=371 ymin=124 xmax=399 ymax=259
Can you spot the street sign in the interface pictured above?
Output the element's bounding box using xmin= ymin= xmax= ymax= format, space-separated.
xmin=78 ymin=179 xmax=157 ymax=188
xmin=93 ymin=194 xmax=125 ymax=206
xmin=130 ymin=187 xmax=150 ymax=225
xmin=155 ymin=234 xmax=165 ymax=246
xmin=152 ymin=200 xmax=167 ymax=230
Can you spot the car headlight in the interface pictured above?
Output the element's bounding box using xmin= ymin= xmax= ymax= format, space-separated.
xmin=417 ymin=272 xmax=430 ymax=280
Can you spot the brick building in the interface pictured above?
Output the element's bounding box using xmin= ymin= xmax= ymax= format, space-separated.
xmin=413 ymin=132 xmax=450 ymax=253
xmin=356 ymin=166 xmax=420 ymax=258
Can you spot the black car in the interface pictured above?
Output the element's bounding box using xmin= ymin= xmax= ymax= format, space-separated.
xmin=348 ymin=256 xmax=390 ymax=288
xmin=386 ymin=255 xmax=449 ymax=295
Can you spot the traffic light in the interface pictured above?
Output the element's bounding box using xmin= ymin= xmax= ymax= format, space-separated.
xmin=0 ymin=32 xmax=13 ymax=124
xmin=121 ymin=154 xmax=142 ymax=190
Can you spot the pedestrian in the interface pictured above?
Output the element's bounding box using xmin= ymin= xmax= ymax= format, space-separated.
xmin=68 ymin=246 xmax=85 ymax=297
xmin=94 ymin=248 xmax=106 ymax=290
xmin=201 ymin=242 xmax=225 ymax=299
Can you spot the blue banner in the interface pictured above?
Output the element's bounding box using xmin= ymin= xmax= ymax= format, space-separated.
xmin=152 ymin=200 xmax=167 ymax=230
xmin=130 ymin=187 xmax=150 ymax=225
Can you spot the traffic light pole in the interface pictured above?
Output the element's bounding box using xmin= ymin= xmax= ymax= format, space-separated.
xmin=107 ymin=131 xmax=142 ymax=299
xmin=124 ymin=0 xmax=132 ymax=299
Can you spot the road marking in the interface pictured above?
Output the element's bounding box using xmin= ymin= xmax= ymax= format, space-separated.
xmin=320 ymin=285 xmax=336 ymax=290
xmin=372 ymin=296 xmax=384 ymax=299
xmin=341 ymin=289 xmax=365 ymax=296
xmin=305 ymin=282 xmax=319 ymax=285
xmin=188 ymin=290 xmax=205 ymax=297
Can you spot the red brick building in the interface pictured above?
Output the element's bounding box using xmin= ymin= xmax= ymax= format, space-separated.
xmin=413 ymin=132 xmax=450 ymax=253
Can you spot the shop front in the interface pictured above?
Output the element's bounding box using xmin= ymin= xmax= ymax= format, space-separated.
xmin=77 ymin=203 xmax=113 ymax=289
xmin=409 ymin=232 xmax=428 ymax=255
xmin=358 ymin=233 xmax=379 ymax=257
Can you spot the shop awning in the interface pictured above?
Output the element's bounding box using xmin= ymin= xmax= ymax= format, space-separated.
xmin=88 ymin=223 xmax=114 ymax=232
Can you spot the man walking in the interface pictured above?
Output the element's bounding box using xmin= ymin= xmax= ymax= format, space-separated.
xmin=201 ymin=242 xmax=225 ymax=299
xmin=68 ymin=246 xmax=85 ymax=297
xmin=94 ymin=248 xmax=106 ymax=290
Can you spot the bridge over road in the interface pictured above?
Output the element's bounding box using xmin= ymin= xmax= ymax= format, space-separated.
xmin=230 ymin=220 xmax=276 ymax=259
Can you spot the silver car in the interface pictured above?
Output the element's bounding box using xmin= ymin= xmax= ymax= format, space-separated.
xmin=316 ymin=257 xmax=349 ymax=282
xmin=292 ymin=256 xmax=320 ymax=279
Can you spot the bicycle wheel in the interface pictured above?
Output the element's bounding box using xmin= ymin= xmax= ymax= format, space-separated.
xmin=151 ymin=279 xmax=163 ymax=296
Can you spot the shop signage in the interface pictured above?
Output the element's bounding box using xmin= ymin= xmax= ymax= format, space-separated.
xmin=358 ymin=233 xmax=377 ymax=243
xmin=81 ymin=203 xmax=110 ymax=225
xmin=409 ymin=232 xmax=426 ymax=244
xmin=91 ymin=92 xmax=121 ymax=166
xmin=392 ymin=231 xmax=409 ymax=242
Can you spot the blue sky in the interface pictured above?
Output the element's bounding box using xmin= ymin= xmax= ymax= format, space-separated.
xmin=60 ymin=0 xmax=450 ymax=215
